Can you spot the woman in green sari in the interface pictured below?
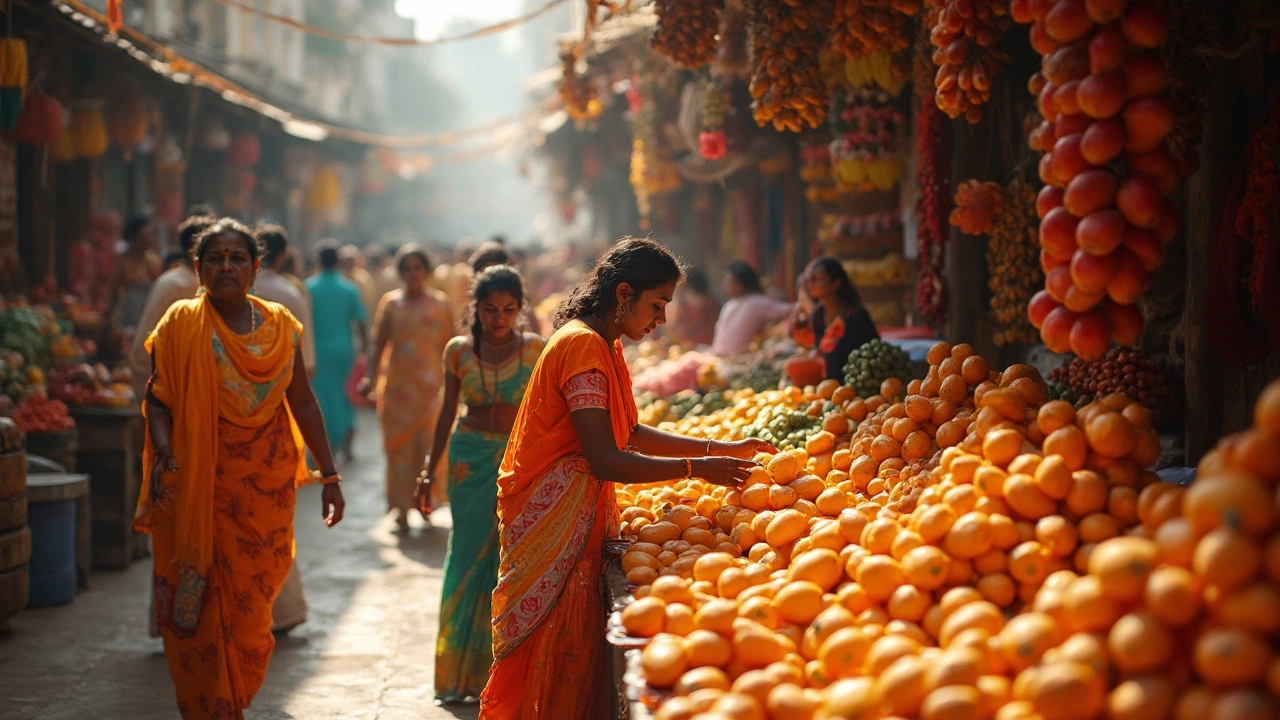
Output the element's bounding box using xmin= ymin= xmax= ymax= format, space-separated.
xmin=417 ymin=264 xmax=544 ymax=704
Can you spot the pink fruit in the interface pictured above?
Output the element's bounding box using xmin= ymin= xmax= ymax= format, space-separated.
xmin=1078 ymin=70 xmax=1128 ymax=119
xmin=1051 ymin=133 xmax=1091 ymax=183
xmin=1069 ymin=311 xmax=1112 ymax=360
xmin=1045 ymin=0 xmax=1095 ymax=42
xmin=1042 ymin=306 xmax=1080 ymax=353
xmin=1029 ymin=290 xmax=1060 ymax=329
xmin=1080 ymin=117 xmax=1126 ymax=164
xmin=1037 ymin=185 xmax=1066 ymax=219
xmin=1070 ymin=248 xmax=1121 ymax=293
xmin=1106 ymin=248 xmax=1149 ymax=304
xmin=1076 ymin=209 xmax=1126 ymax=256
xmin=1089 ymin=24 xmax=1128 ymax=73
xmin=1041 ymin=206 xmax=1083 ymax=259
xmin=1064 ymin=170 xmax=1119 ymax=216
xmin=1116 ymin=176 xmax=1164 ymax=228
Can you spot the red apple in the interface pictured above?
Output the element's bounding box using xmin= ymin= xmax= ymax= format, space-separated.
xmin=1070 ymin=248 xmax=1120 ymax=293
xmin=1076 ymin=208 xmax=1127 ymax=255
xmin=1029 ymin=290 xmax=1060 ymax=329
xmin=1089 ymin=24 xmax=1128 ymax=73
xmin=1064 ymin=169 xmax=1119 ymax=216
xmin=1070 ymin=310 xmax=1113 ymax=359
xmin=1051 ymin=133 xmax=1091 ymax=183
xmin=1045 ymin=0 xmax=1095 ymax=42
xmin=1106 ymin=248 xmax=1148 ymax=304
xmin=1116 ymin=176 xmax=1164 ymax=228
xmin=1037 ymin=185 xmax=1066 ymax=219
xmin=1047 ymin=265 xmax=1076 ymax=302
xmin=1080 ymin=117 xmax=1126 ymax=164
xmin=1041 ymin=306 xmax=1080 ymax=353
xmin=1041 ymin=206 xmax=1082 ymax=259
xmin=1078 ymin=70 xmax=1129 ymax=119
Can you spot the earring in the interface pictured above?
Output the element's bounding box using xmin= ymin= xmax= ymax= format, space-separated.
xmin=615 ymin=305 xmax=625 ymax=324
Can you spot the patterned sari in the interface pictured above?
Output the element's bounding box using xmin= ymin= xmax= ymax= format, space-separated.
xmin=136 ymin=296 xmax=310 ymax=720
xmin=479 ymin=321 xmax=636 ymax=719
xmin=372 ymin=289 xmax=455 ymax=513
xmin=436 ymin=334 xmax=543 ymax=702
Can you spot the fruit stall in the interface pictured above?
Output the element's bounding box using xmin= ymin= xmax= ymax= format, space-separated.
xmin=606 ymin=339 xmax=1280 ymax=720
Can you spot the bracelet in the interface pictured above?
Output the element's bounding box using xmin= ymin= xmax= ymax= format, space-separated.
xmin=316 ymin=470 xmax=341 ymax=485
xmin=684 ymin=458 xmax=693 ymax=479
xmin=705 ymin=438 xmax=712 ymax=455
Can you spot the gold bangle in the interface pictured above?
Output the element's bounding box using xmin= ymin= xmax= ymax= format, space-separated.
xmin=314 ymin=471 xmax=341 ymax=485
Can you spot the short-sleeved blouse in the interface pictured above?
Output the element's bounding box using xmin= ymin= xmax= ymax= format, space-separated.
xmin=444 ymin=333 xmax=544 ymax=407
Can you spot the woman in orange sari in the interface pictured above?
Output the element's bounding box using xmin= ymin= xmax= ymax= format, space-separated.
xmin=136 ymin=219 xmax=345 ymax=720
xmin=480 ymin=238 xmax=775 ymax=718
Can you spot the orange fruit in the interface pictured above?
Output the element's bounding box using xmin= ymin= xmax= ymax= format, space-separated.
xmin=1254 ymin=379 xmax=1280 ymax=438
xmin=1210 ymin=689 xmax=1279 ymax=720
xmin=984 ymin=428 xmax=1026 ymax=468
xmin=675 ymin=665 xmax=732 ymax=695
xmin=694 ymin=598 xmax=739 ymax=636
xmin=903 ymin=545 xmax=952 ymax=591
xmin=765 ymin=683 xmax=819 ymax=720
xmin=734 ymin=622 xmax=792 ymax=670
xmin=713 ymin=691 xmax=767 ymax=720
xmin=938 ymin=600 xmax=1005 ymax=648
xmin=1038 ymin=400 xmax=1077 ymax=434
xmin=1025 ymin=661 xmax=1105 ymax=720
xmin=643 ymin=634 xmax=691 ymax=687
xmin=1077 ymin=512 xmax=1120 ymax=543
xmin=977 ymin=573 xmax=1018 ymax=608
xmin=686 ymin=628 xmax=734 ymax=668
xmin=1085 ymin=412 xmax=1137 ymax=459
xmin=819 ymin=627 xmax=870 ymax=680
xmin=1066 ymin=470 xmax=1108 ymax=516
xmin=1106 ymin=674 xmax=1176 ymax=720
xmin=1216 ymin=581 xmax=1280 ymax=635
xmin=944 ymin=511 xmax=995 ymax=559
xmin=1035 ymin=515 xmax=1079 ymax=559
xmin=1009 ymin=541 xmax=1053 ymax=586
xmin=920 ymin=684 xmax=983 ymax=720
xmin=1063 ymin=575 xmax=1123 ymax=633
xmin=1108 ymin=611 xmax=1173 ymax=673
xmin=1087 ymin=537 xmax=1159 ymax=602
xmin=1193 ymin=527 xmax=1262 ymax=592
xmin=1044 ymin=425 xmax=1089 ymax=471
xmin=1143 ymin=565 xmax=1202 ymax=627
xmin=857 ymin=555 xmax=907 ymax=603
xmin=666 ymin=603 xmax=696 ymax=636
xmin=773 ymin=581 xmax=825 ymax=626
xmin=998 ymin=612 xmax=1061 ymax=672
xmin=822 ymin=677 xmax=876 ymax=718
xmin=887 ymin=584 xmax=932 ymax=623
xmin=1194 ymin=628 xmax=1270 ymax=687
xmin=925 ymin=645 xmax=986 ymax=691
xmin=874 ymin=655 xmax=929 ymax=716
xmin=1183 ymin=471 xmax=1276 ymax=537
xmin=865 ymin=633 xmax=923 ymax=676
xmin=623 ymin=595 xmax=668 ymax=637
xmin=1174 ymin=686 xmax=1216 ymax=720
xmin=693 ymin=552 xmax=739 ymax=586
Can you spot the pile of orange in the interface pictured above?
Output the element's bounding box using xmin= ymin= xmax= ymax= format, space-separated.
xmin=615 ymin=342 xmax=1280 ymax=720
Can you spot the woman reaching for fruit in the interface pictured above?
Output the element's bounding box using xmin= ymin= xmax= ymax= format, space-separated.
xmin=479 ymin=237 xmax=776 ymax=719
xmin=415 ymin=264 xmax=544 ymax=704
xmin=796 ymin=256 xmax=879 ymax=381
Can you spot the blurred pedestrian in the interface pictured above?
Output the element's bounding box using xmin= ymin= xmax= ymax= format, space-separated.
xmin=664 ymin=267 xmax=718 ymax=348
xmin=710 ymin=261 xmax=796 ymax=358
xmin=798 ymin=256 xmax=879 ymax=380
xmin=358 ymin=245 xmax=455 ymax=533
xmin=306 ymin=242 xmax=369 ymax=461
xmin=469 ymin=241 xmax=510 ymax=274
xmin=340 ymin=243 xmax=377 ymax=319
xmin=137 ymin=218 xmax=344 ymax=720
xmin=129 ymin=214 xmax=216 ymax=397
xmin=419 ymin=264 xmax=543 ymax=703
xmin=107 ymin=215 xmax=162 ymax=334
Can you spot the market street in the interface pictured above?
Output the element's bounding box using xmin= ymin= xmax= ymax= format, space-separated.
xmin=0 ymin=412 xmax=478 ymax=720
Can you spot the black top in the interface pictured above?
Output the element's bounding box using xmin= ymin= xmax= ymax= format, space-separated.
xmin=812 ymin=304 xmax=879 ymax=381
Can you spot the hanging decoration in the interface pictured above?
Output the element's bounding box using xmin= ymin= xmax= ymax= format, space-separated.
xmin=8 ymin=92 xmax=64 ymax=146
xmin=925 ymin=0 xmax=1011 ymax=123
xmin=846 ymin=51 xmax=910 ymax=96
xmin=698 ymin=80 xmax=728 ymax=160
xmin=107 ymin=0 xmax=123 ymax=33
xmin=830 ymin=0 xmax=918 ymax=81
xmin=558 ymin=48 xmax=601 ymax=122
xmin=201 ymin=116 xmax=232 ymax=151
xmin=950 ymin=179 xmax=1005 ymax=235
xmin=712 ymin=1 xmax=749 ymax=79
xmin=227 ymin=132 xmax=261 ymax=166
xmin=967 ymin=178 xmax=1044 ymax=346
xmin=629 ymin=54 xmax=682 ymax=230
xmin=916 ymin=95 xmax=950 ymax=327
xmin=743 ymin=0 xmax=832 ymax=132
xmin=154 ymin=139 xmax=187 ymax=229
xmin=0 ymin=39 xmax=27 ymax=131
xmin=1015 ymin=0 xmax=1196 ymax=360
xmin=1234 ymin=102 xmax=1280 ymax=314
xmin=70 ymin=105 xmax=109 ymax=159
xmin=799 ymin=140 xmax=838 ymax=205
xmin=105 ymin=92 xmax=148 ymax=149
xmin=829 ymin=86 xmax=905 ymax=193
xmin=305 ymin=164 xmax=343 ymax=211
xmin=52 ymin=131 xmax=77 ymax=163
xmin=652 ymin=0 xmax=725 ymax=68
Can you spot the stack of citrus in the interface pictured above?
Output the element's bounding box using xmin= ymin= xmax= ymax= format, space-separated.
xmin=614 ymin=342 xmax=1280 ymax=720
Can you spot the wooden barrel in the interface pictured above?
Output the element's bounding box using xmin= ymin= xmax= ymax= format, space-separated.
xmin=0 ymin=525 xmax=31 ymax=572
xmin=0 ymin=493 xmax=26 ymax=532
xmin=0 ymin=449 xmax=25 ymax=501
xmin=0 ymin=564 xmax=27 ymax=623
xmin=24 ymin=430 xmax=77 ymax=473
xmin=0 ymin=418 xmax=21 ymax=454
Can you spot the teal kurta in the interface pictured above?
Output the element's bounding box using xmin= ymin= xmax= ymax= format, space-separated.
xmin=304 ymin=270 xmax=367 ymax=448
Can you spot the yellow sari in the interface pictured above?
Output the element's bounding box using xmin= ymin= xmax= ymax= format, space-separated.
xmin=136 ymin=295 xmax=309 ymax=719
xmin=480 ymin=320 xmax=635 ymax=719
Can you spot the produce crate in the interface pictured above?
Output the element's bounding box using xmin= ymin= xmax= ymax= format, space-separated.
xmin=604 ymin=540 xmax=634 ymax=720
xmin=24 ymin=429 xmax=77 ymax=472
xmin=68 ymin=404 xmax=144 ymax=569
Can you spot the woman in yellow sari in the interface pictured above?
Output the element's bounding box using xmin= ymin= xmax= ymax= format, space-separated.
xmin=480 ymin=238 xmax=775 ymax=718
xmin=136 ymin=219 xmax=345 ymax=720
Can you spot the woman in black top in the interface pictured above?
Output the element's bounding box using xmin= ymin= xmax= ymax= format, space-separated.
xmin=802 ymin=256 xmax=879 ymax=380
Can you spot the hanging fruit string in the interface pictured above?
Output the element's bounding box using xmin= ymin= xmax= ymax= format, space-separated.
xmin=651 ymin=0 xmax=725 ymax=68
xmin=987 ymin=178 xmax=1043 ymax=346
xmin=924 ymin=0 xmax=1011 ymax=123
xmin=831 ymin=0 xmax=920 ymax=81
xmin=916 ymin=95 xmax=951 ymax=327
xmin=1235 ymin=101 xmax=1280 ymax=313
xmin=698 ymin=79 xmax=728 ymax=160
xmin=743 ymin=0 xmax=832 ymax=132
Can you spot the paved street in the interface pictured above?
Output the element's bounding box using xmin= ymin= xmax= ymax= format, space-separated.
xmin=0 ymin=412 xmax=478 ymax=720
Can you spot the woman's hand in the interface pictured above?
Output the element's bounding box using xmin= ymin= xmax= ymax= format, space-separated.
xmin=321 ymin=484 xmax=345 ymax=527
xmin=355 ymin=376 xmax=375 ymax=397
xmin=694 ymin=457 xmax=758 ymax=487
xmin=150 ymin=448 xmax=178 ymax=502
xmin=414 ymin=456 xmax=435 ymax=516
xmin=714 ymin=438 xmax=779 ymax=460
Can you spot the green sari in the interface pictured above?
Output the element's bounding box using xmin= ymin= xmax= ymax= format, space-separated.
xmin=436 ymin=334 xmax=543 ymax=702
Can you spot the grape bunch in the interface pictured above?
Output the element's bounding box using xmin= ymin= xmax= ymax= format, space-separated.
xmin=743 ymin=0 xmax=832 ymax=132
xmin=651 ymin=0 xmax=725 ymax=69
xmin=842 ymin=338 xmax=914 ymax=399
xmin=730 ymin=364 xmax=783 ymax=393
xmin=1049 ymin=346 xmax=1173 ymax=422
xmin=743 ymin=407 xmax=822 ymax=451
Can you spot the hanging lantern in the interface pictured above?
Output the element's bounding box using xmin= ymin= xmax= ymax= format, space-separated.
xmin=51 ymin=130 xmax=76 ymax=163
xmin=8 ymin=92 xmax=64 ymax=145
xmin=304 ymin=164 xmax=342 ymax=211
xmin=105 ymin=92 xmax=148 ymax=148
xmin=70 ymin=106 xmax=109 ymax=159
xmin=227 ymin=133 xmax=260 ymax=167
xmin=0 ymin=39 xmax=27 ymax=131
xmin=201 ymin=117 xmax=231 ymax=151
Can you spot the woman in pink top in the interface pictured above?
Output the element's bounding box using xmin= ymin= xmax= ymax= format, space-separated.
xmin=710 ymin=262 xmax=795 ymax=358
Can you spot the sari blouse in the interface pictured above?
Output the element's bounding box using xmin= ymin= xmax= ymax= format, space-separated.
xmin=496 ymin=320 xmax=638 ymax=507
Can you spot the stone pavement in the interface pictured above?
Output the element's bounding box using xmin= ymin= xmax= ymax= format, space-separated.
xmin=0 ymin=412 xmax=479 ymax=720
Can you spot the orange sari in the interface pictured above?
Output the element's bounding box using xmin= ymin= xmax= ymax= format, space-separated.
xmin=480 ymin=320 xmax=636 ymax=719
xmin=136 ymin=296 xmax=309 ymax=720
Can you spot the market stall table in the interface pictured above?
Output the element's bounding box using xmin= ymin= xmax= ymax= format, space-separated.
xmin=25 ymin=473 xmax=90 ymax=591
xmin=68 ymin=404 xmax=144 ymax=570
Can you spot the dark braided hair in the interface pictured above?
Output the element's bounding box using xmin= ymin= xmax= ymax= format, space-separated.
xmin=553 ymin=237 xmax=684 ymax=330
xmin=468 ymin=264 xmax=528 ymax=401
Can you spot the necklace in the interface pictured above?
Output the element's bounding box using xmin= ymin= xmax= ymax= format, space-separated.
xmin=249 ymin=304 xmax=258 ymax=335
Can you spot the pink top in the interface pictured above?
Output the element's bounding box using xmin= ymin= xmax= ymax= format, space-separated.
xmin=711 ymin=293 xmax=794 ymax=358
